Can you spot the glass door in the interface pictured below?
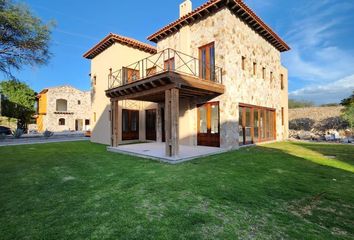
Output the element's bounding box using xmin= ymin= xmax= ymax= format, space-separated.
xmin=199 ymin=42 xmax=215 ymax=81
xmin=197 ymin=102 xmax=220 ymax=147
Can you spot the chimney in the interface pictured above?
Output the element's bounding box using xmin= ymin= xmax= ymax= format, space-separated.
xmin=180 ymin=0 xmax=192 ymax=18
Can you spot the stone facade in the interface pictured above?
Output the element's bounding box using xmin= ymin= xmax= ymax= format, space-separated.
xmin=36 ymin=85 xmax=91 ymax=132
xmin=157 ymin=8 xmax=288 ymax=149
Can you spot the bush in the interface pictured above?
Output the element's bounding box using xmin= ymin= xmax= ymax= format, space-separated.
xmin=43 ymin=130 xmax=54 ymax=139
xmin=289 ymin=118 xmax=315 ymax=131
xmin=12 ymin=129 xmax=23 ymax=138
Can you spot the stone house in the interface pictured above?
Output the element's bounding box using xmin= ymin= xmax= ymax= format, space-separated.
xmin=84 ymin=0 xmax=290 ymax=158
xmin=35 ymin=85 xmax=91 ymax=132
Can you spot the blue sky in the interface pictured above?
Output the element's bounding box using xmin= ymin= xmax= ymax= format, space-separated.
xmin=5 ymin=0 xmax=354 ymax=104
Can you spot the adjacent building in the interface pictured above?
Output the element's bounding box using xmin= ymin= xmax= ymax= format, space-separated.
xmin=35 ymin=85 xmax=91 ymax=132
xmin=84 ymin=0 xmax=290 ymax=157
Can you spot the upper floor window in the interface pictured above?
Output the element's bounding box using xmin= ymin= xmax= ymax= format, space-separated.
xmin=280 ymin=74 xmax=284 ymax=90
xmin=253 ymin=62 xmax=257 ymax=76
xmin=78 ymin=100 xmax=81 ymax=105
xmin=199 ymin=42 xmax=215 ymax=81
xmin=56 ymin=99 xmax=67 ymax=112
xmin=59 ymin=118 xmax=65 ymax=126
xmin=270 ymin=71 xmax=273 ymax=82
xmin=241 ymin=56 xmax=246 ymax=71
xmin=262 ymin=67 xmax=266 ymax=79
xmin=281 ymin=107 xmax=285 ymax=126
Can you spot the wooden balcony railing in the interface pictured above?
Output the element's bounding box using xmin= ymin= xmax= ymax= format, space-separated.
xmin=108 ymin=48 xmax=222 ymax=90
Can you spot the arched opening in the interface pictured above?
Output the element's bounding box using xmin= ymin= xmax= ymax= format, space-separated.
xmin=56 ymin=99 xmax=68 ymax=112
xmin=59 ymin=118 xmax=66 ymax=126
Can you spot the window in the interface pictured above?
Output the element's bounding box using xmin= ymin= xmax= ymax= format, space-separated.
xmin=93 ymin=76 xmax=97 ymax=86
xmin=199 ymin=42 xmax=215 ymax=81
xmin=253 ymin=62 xmax=257 ymax=76
xmin=59 ymin=118 xmax=65 ymax=126
xmin=78 ymin=100 xmax=81 ymax=105
xmin=56 ymin=99 xmax=67 ymax=112
xmin=280 ymin=74 xmax=284 ymax=90
xmin=281 ymin=107 xmax=284 ymax=126
xmin=94 ymin=112 xmax=96 ymax=122
xmin=85 ymin=119 xmax=90 ymax=125
xmin=164 ymin=58 xmax=175 ymax=71
xmin=242 ymin=56 xmax=246 ymax=70
xmin=123 ymin=67 xmax=140 ymax=83
xmin=262 ymin=67 xmax=266 ymax=79
xmin=270 ymin=71 xmax=273 ymax=82
xmin=239 ymin=104 xmax=276 ymax=145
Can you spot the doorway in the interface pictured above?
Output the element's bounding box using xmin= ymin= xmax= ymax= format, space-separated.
xmin=197 ymin=102 xmax=220 ymax=147
xmin=199 ymin=42 xmax=215 ymax=81
xmin=145 ymin=109 xmax=157 ymax=141
xmin=122 ymin=109 xmax=139 ymax=140
xmin=75 ymin=119 xmax=83 ymax=131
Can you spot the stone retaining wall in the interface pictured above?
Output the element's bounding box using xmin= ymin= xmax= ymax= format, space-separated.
xmin=289 ymin=106 xmax=344 ymax=122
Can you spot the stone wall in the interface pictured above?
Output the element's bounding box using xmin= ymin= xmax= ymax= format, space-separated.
xmin=288 ymin=106 xmax=349 ymax=139
xmin=157 ymin=8 xmax=288 ymax=149
xmin=42 ymin=85 xmax=91 ymax=132
xmin=289 ymin=106 xmax=344 ymax=122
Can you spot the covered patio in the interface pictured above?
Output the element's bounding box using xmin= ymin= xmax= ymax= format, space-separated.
xmin=106 ymin=48 xmax=225 ymax=159
xmin=107 ymin=142 xmax=226 ymax=164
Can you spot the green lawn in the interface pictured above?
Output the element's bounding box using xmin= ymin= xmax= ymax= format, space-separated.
xmin=0 ymin=141 xmax=353 ymax=239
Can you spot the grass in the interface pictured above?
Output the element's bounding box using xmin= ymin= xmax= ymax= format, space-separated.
xmin=0 ymin=141 xmax=353 ymax=239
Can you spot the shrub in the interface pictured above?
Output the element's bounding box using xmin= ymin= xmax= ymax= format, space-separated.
xmin=12 ymin=129 xmax=23 ymax=138
xmin=289 ymin=118 xmax=315 ymax=131
xmin=43 ymin=130 xmax=54 ymax=139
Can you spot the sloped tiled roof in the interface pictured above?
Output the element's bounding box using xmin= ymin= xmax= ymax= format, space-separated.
xmin=83 ymin=33 xmax=157 ymax=59
xmin=147 ymin=0 xmax=290 ymax=52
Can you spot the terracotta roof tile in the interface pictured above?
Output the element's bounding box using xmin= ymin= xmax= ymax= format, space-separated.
xmin=147 ymin=0 xmax=290 ymax=52
xmin=83 ymin=33 xmax=157 ymax=59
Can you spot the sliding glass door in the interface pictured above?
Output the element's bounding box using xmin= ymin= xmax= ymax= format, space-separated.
xmin=239 ymin=104 xmax=276 ymax=145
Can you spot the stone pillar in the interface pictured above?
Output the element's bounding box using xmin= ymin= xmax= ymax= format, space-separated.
xmin=165 ymin=89 xmax=179 ymax=157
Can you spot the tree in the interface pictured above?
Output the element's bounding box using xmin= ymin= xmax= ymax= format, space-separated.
xmin=0 ymin=79 xmax=36 ymax=130
xmin=342 ymin=102 xmax=354 ymax=130
xmin=0 ymin=0 xmax=54 ymax=78
xmin=288 ymin=99 xmax=314 ymax=109
xmin=341 ymin=91 xmax=354 ymax=107
xmin=341 ymin=92 xmax=354 ymax=130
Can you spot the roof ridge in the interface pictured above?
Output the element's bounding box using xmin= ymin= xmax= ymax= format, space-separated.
xmin=147 ymin=0 xmax=290 ymax=52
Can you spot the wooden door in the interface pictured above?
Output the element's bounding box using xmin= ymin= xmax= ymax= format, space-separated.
xmin=164 ymin=58 xmax=175 ymax=71
xmin=123 ymin=67 xmax=140 ymax=83
xmin=199 ymin=42 xmax=215 ymax=81
xmin=122 ymin=109 xmax=139 ymax=140
xmin=145 ymin=109 xmax=156 ymax=141
xmin=197 ymin=102 xmax=220 ymax=147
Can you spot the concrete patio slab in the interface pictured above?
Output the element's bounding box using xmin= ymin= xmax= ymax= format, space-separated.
xmin=107 ymin=142 xmax=226 ymax=164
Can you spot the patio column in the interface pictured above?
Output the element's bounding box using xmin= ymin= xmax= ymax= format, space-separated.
xmin=165 ymin=88 xmax=179 ymax=157
xmin=111 ymin=100 xmax=120 ymax=147
xmin=156 ymin=103 xmax=164 ymax=142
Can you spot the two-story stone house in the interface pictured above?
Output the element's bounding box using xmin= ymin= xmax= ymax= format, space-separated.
xmin=84 ymin=0 xmax=290 ymax=160
xmin=36 ymin=85 xmax=91 ymax=132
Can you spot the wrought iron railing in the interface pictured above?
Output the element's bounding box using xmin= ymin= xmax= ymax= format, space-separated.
xmin=108 ymin=48 xmax=223 ymax=89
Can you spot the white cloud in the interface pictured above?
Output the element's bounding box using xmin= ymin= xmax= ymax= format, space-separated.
xmin=289 ymin=74 xmax=354 ymax=104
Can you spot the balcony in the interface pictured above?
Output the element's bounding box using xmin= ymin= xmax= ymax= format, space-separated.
xmin=106 ymin=48 xmax=225 ymax=102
